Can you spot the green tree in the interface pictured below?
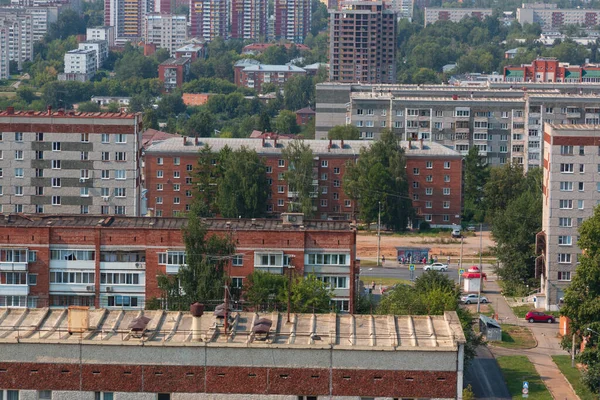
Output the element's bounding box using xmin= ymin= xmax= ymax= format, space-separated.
xmin=157 ymin=92 xmax=186 ymax=119
xmin=77 ymin=101 xmax=101 ymax=112
xmin=343 ymin=130 xmax=413 ymax=231
xmin=186 ymin=110 xmax=215 ymax=137
xmin=282 ymin=139 xmax=315 ymax=217
xmin=257 ymin=110 xmax=272 ymax=132
xmin=261 ymin=45 xmax=289 ymax=65
xmin=142 ymin=108 xmax=159 ymax=130
xmin=483 ymin=162 xmax=527 ymax=216
xmin=327 ymin=124 xmax=359 ymax=140
xmin=463 ymin=146 xmax=489 ymax=222
xmin=274 ymin=110 xmax=299 ymax=134
xmin=157 ymin=214 xmax=235 ymax=310
xmin=46 ymin=10 xmax=86 ymax=40
xmin=190 ymin=145 xmax=219 ymax=216
xmin=16 ymin=86 xmax=36 ymax=103
xmin=283 ymin=75 xmax=314 ymax=110
xmin=243 ymin=271 xmax=288 ymax=310
xmin=290 ymin=274 xmax=333 ymax=313
xmin=216 ymin=147 xmax=268 ymax=218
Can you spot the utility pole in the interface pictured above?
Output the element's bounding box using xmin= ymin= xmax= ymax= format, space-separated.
xmin=477 ymin=223 xmax=483 ymax=313
xmin=458 ymin=236 xmax=464 ymax=288
xmin=287 ymin=264 xmax=294 ymax=323
xmin=377 ymin=201 xmax=381 ymax=267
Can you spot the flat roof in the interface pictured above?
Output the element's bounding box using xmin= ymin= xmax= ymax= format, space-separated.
xmin=144 ymin=137 xmax=462 ymax=158
xmin=160 ymin=57 xmax=190 ymax=66
xmin=0 ymin=309 xmax=465 ymax=350
xmin=0 ymin=109 xmax=138 ymax=119
xmin=0 ymin=214 xmax=355 ymax=232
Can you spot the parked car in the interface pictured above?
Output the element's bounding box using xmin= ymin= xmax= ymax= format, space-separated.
xmin=461 ymin=294 xmax=488 ymax=304
xmin=525 ymin=311 xmax=555 ymax=323
xmin=423 ymin=262 xmax=448 ymax=272
xmin=451 ymin=228 xmax=462 ymax=238
xmin=467 ymin=225 xmax=476 ymax=232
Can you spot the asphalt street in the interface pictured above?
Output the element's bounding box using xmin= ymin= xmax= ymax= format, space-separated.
xmin=359 ymin=262 xmax=498 ymax=283
xmin=464 ymin=346 xmax=511 ymax=400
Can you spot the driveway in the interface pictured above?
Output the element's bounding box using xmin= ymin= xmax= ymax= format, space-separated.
xmin=464 ymin=346 xmax=511 ymax=400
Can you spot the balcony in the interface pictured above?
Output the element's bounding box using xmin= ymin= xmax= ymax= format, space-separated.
xmin=100 ymin=262 xmax=145 ymax=271
xmin=0 ymin=261 xmax=27 ymax=271
xmin=166 ymin=263 xmax=185 ymax=274
xmin=100 ymin=284 xmax=145 ymax=294
xmin=567 ymin=112 xmax=581 ymax=119
xmin=0 ymin=284 xmax=29 ymax=296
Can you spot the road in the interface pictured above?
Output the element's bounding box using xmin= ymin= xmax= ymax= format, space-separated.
xmin=464 ymin=346 xmax=511 ymax=400
xmin=359 ymin=262 xmax=497 ymax=284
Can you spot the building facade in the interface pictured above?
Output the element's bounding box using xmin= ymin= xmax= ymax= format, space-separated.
xmin=143 ymin=137 xmax=463 ymax=228
xmin=424 ymin=7 xmax=493 ymax=26
xmin=0 ymin=11 xmax=33 ymax=69
xmin=504 ymin=57 xmax=600 ymax=83
xmin=234 ymin=63 xmax=307 ymax=93
xmin=158 ymin=57 xmax=190 ymax=90
xmin=143 ymin=13 xmax=187 ymax=55
xmin=189 ymin=0 xmax=227 ymax=40
xmin=314 ymin=83 xmax=600 ymax=171
xmin=59 ymin=48 xmax=97 ymax=81
xmin=230 ymin=0 xmax=267 ymax=40
xmin=537 ymin=124 xmax=600 ymax=310
xmin=87 ymin=26 xmax=115 ymax=47
xmin=174 ymin=40 xmax=207 ymax=60
xmin=78 ymin=40 xmax=108 ymax=69
xmin=104 ymin=0 xmax=153 ymax=44
xmin=328 ymin=1 xmax=397 ymax=84
xmin=517 ymin=3 xmax=600 ymax=29
xmin=0 ymin=214 xmax=358 ymax=312
xmin=0 ymin=309 xmax=465 ymax=400
xmin=274 ymin=0 xmax=311 ymax=44
xmin=386 ymin=0 xmax=414 ymax=21
xmin=0 ymin=107 xmax=142 ymax=216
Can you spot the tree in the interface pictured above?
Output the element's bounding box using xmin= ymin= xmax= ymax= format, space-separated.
xmin=46 ymin=9 xmax=86 ymax=40
xmin=156 ymin=93 xmax=186 ymax=119
xmin=243 ymin=271 xmax=288 ymax=310
xmin=142 ymin=108 xmax=159 ymax=130
xmin=463 ymin=146 xmax=489 ymax=222
xmin=257 ymin=110 xmax=272 ymax=132
xmin=282 ymin=140 xmax=315 ymax=217
xmin=274 ymin=110 xmax=299 ymax=134
xmin=283 ymin=75 xmax=314 ymax=110
xmin=185 ymin=110 xmax=215 ymax=137
xmin=77 ymin=101 xmax=101 ymax=112
xmin=327 ymin=124 xmax=359 ymax=140
xmin=16 ymin=86 xmax=36 ymax=103
xmin=290 ymin=274 xmax=333 ymax=313
xmin=343 ymin=130 xmax=413 ymax=231
xmin=157 ymin=214 xmax=235 ymax=310
xmin=484 ymin=162 xmax=527 ymax=216
xmin=261 ymin=45 xmax=289 ymax=65
xmin=216 ymin=147 xmax=269 ymax=218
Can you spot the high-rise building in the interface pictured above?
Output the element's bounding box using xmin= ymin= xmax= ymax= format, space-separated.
xmin=143 ymin=13 xmax=187 ymax=55
xmin=387 ymin=0 xmax=414 ymax=21
xmin=328 ymin=1 xmax=397 ymax=84
xmin=105 ymin=0 xmax=153 ymax=44
xmin=189 ymin=0 xmax=227 ymax=40
xmin=230 ymin=0 xmax=267 ymax=39
xmin=87 ymin=26 xmax=115 ymax=47
xmin=538 ymin=124 xmax=600 ymax=310
xmin=0 ymin=12 xmax=33 ymax=69
xmin=274 ymin=0 xmax=311 ymax=44
xmin=0 ymin=23 xmax=9 ymax=79
xmin=0 ymin=107 xmax=142 ymax=216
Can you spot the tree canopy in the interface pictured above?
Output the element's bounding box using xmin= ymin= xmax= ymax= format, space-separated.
xmin=327 ymin=125 xmax=360 ymax=140
xmin=282 ymin=140 xmax=316 ymax=217
xmin=463 ymin=146 xmax=489 ymax=222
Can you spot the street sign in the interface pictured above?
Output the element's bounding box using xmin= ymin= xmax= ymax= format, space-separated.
xmin=409 ymin=264 xmax=415 ymax=271
xmin=459 ymin=268 xmax=465 ymax=274
xmin=523 ymin=381 xmax=529 ymax=389
xmin=522 ymin=387 xmax=529 ymax=398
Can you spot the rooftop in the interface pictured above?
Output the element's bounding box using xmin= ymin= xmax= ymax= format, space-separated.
xmin=144 ymin=137 xmax=462 ymax=158
xmin=0 ymin=309 xmax=465 ymax=350
xmin=0 ymin=214 xmax=355 ymax=231
xmin=160 ymin=57 xmax=190 ymax=66
xmin=0 ymin=107 xmax=138 ymax=119
xmin=142 ymin=128 xmax=181 ymax=148
xmin=243 ymin=64 xmax=305 ymax=73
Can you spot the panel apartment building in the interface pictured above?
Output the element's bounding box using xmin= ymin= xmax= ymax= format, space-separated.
xmin=143 ymin=136 xmax=463 ymax=228
xmin=315 ymin=83 xmax=600 ymax=171
xmin=189 ymin=0 xmax=227 ymax=40
xmin=0 ymin=107 xmax=142 ymax=216
xmin=517 ymin=3 xmax=600 ymax=29
xmin=0 ymin=214 xmax=358 ymax=312
xmin=274 ymin=0 xmax=311 ymax=44
xmin=143 ymin=13 xmax=187 ymax=56
xmin=537 ymin=124 xmax=600 ymax=310
xmin=230 ymin=0 xmax=267 ymax=40
xmin=328 ymin=1 xmax=397 ymax=84
xmin=424 ymin=7 xmax=493 ymax=26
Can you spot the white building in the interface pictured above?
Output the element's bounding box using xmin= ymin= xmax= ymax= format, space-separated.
xmin=26 ymin=6 xmax=59 ymax=41
xmin=538 ymin=124 xmax=600 ymax=310
xmin=387 ymin=0 xmax=414 ymax=21
xmin=424 ymin=7 xmax=493 ymax=27
xmin=143 ymin=13 xmax=187 ymax=55
xmin=0 ymin=24 xmax=9 ymax=79
xmin=59 ymin=48 xmax=97 ymax=81
xmin=0 ymin=12 xmax=33 ymax=70
xmin=518 ymin=4 xmax=600 ymax=30
xmin=87 ymin=26 xmax=115 ymax=47
xmin=78 ymin=40 xmax=108 ymax=69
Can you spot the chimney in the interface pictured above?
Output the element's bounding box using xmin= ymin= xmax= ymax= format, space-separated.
xmin=190 ymin=302 xmax=204 ymax=341
xmin=195 ymin=136 xmax=199 ymax=146
xmin=6 ymin=106 xmax=14 ymax=114
xmin=183 ymin=136 xmax=186 ymax=145
xmin=262 ymin=136 xmax=265 ymax=147
xmin=47 ymin=105 xmax=52 ymax=115
xmin=273 ymin=137 xmax=278 ymax=148
xmin=341 ymin=139 xmax=344 ymax=148
xmin=420 ymin=138 xmax=424 ymax=149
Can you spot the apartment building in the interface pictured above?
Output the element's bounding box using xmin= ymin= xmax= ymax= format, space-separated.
xmin=230 ymin=0 xmax=267 ymax=39
xmin=388 ymin=0 xmax=414 ymax=21
xmin=0 ymin=309 xmax=465 ymax=400
xmin=143 ymin=13 xmax=187 ymax=55
xmin=536 ymin=124 xmax=600 ymax=310
xmin=517 ymin=3 xmax=600 ymax=29
xmin=58 ymin=48 xmax=97 ymax=81
xmin=0 ymin=107 xmax=142 ymax=216
xmin=143 ymin=136 xmax=462 ymax=228
xmin=328 ymin=1 xmax=397 ymax=84
xmin=0 ymin=23 xmax=9 ymax=79
xmin=78 ymin=40 xmax=108 ymax=69
xmin=314 ymin=83 xmax=600 ymax=171
xmin=189 ymin=0 xmax=227 ymax=40
xmin=424 ymin=7 xmax=493 ymax=26
xmin=0 ymin=213 xmax=358 ymax=312
xmin=104 ymin=0 xmax=153 ymax=44
xmin=25 ymin=6 xmax=60 ymax=41
xmin=234 ymin=63 xmax=306 ymax=93
xmin=0 ymin=11 xmax=33 ymax=69
xmin=174 ymin=40 xmax=207 ymax=60
xmin=158 ymin=57 xmax=190 ymax=90
xmin=274 ymin=0 xmax=311 ymax=44
xmin=504 ymin=57 xmax=600 ymax=83
xmin=87 ymin=26 xmax=115 ymax=47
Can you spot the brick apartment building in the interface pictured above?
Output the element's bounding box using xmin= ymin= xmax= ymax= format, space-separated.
xmin=536 ymin=124 xmax=600 ymax=310
xmin=424 ymin=7 xmax=493 ymax=26
xmin=158 ymin=57 xmax=190 ymax=91
xmin=0 ymin=213 xmax=358 ymax=312
xmin=233 ymin=61 xmax=307 ymax=93
xmin=0 ymin=107 xmax=142 ymax=216
xmin=504 ymin=57 xmax=600 ymax=83
xmin=143 ymin=137 xmax=463 ymax=228
xmin=0 ymin=308 xmax=466 ymax=400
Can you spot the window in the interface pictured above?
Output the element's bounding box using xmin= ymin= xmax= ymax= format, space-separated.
xmin=80 ymin=151 xmax=89 ymax=160
xmin=426 ymin=161 xmax=433 ymax=169
xmin=425 ymin=214 xmax=432 ymax=222
xmin=558 ymin=236 xmax=572 ymax=246
xmin=157 ymin=394 xmax=170 ymax=400
xmin=80 ymin=187 xmax=89 ymax=197
xmin=560 ymin=145 xmax=573 ymax=155
xmin=14 ymin=186 xmax=23 ymax=196
xmin=425 ymin=201 xmax=432 ymax=209
xmin=101 ymin=133 xmax=109 ymax=143
xmin=101 ymin=206 xmax=109 ymax=215
xmin=560 ymin=182 xmax=573 ymax=191
xmin=173 ymin=184 xmax=180 ymax=191
xmin=321 ymin=173 xmax=328 ymax=181
xmin=52 ymin=160 xmax=61 ymax=169
xmin=35 ymin=187 xmax=43 ymax=196
xmin=321 ymin=160 xmax=328 ymax=167
xmin=334 ymin=167 xmax=340 ymax=174
xmin=115 ymin=152 xmax=126 ymax=161
xmin=114 ymin=206 xmax=126 ymax=215
xmin=173 ymin=197 xmax=180 ymax=205
xmin=559 ymin=217 xmax=572 ymax=227
xmin=344 ymin=200 xmax=351 ymax=207
xmin=232 ymin=255 xmax=243 ymax=266
xmin=100 ymin=273 xmax=140 ymax=285
xmin=186 ymin=164 xmax=193 ymax=172
xmin=579 ymin=146 xmax=585 ymax=156
xmin=266 ymin=166 xmax=272 ymax=173
xmin=560 ymin=163 xmax=574 ymax=173
xmin=333 ymin=192 xmax=339 ymax=200
xmin=278 ymin=159 xmax=285 ymax=167
xmin=443 ymin=201 xmax=450 ymax=209
xmin=412 ymin=182 xmax=419 ymax=188
xmin=425 ymin=175 xmax=433 ymax=182
xmin=101 ymin=170 xmax=110 ymax=180
xmin=157 ymin=170 xmax=163 ymax=178
xmin=277 ymin=199 xmax=284 ymax=207
xmin=52 ymin=142 xmax=61 ymax=151
xmin=52 ymin=196 xmax=61 ymax=205
xmin=114 ymin=188 xmax=126 ymax=198
xmin=558 ymin=253 xmax=571 ymax=263
xmin=81 ymin=133 xmax=90 ymax=142
xmin=115 ymin=170 xmax=126 ymax=180
xmin=14 ymin=168 xmax=23 ymax=178
xmin=277 ymin=185 xmax=285 ymax=193
xmin=306 ymin=253 xmax=348 ymax=265
xmin=333 ymin=180 xmax=340 ymax=187
xmin=81 ymin=169 xmax=89 ymax=180
xmin=156 ymin=197 xmax=163 ymax=204
xmin=116 ymin=134 xmax=127 ymax=143
xmin=426 ymin=188 xmax=433 ymax=195
xmin=80 ymin=205 xmax=89 ymax=214
xmin=444 ymin=175 xmax=450 ymax=182
xmin=95 ymin=392 xmax=114 ymax=400
xmin=101 ymin=151 xmax=110 ymax=161
xmin=413 ymin=168 xmax=419 ymax=175
xmin=320 ymin=199 xmax=327 ymax=207
xmin=559 ymin=200 xmax=573 ymax=209
xmin=35 ymin=150 xmax=44 ymax=160
xmin=578 ymin=200 xmax=584 ymax=209
xmin=558 ymin=271 xmax=571 ymax=281
xmin=157 ymin=157 xmax=163 ymax=165
xmin=443 ymin=188 xmax=450 ymax=195
xmin=52 ymin=178 xmax=61 ymax=188
xmin=444 ymin=161 xmax=450 ymax=169
xmin=15 ymin=150 xmax=23 ymax=160
xmin=579 ymin=164 xmax=585 ymax=173
xmin=15 ymin=132 xmax=23 ymax=141
xmin=35 ymin=132 xmax=44 ymax=141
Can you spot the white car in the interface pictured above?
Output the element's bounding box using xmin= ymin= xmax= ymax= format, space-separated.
xmin=423 ymin=262 xmax=448 ymax=272
xmin=461 ymin=294 xmax=488 ymax=304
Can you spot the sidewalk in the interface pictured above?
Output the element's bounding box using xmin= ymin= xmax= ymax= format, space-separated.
xmin=485 ymin=279 xmax=578 ymax=400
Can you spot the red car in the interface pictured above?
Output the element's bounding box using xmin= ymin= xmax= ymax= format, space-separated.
xmin=525 ymin=311 xmax=555 ymax=323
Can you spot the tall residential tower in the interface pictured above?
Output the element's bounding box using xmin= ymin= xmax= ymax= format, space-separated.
xmin=274 ymin=0 xmax=311 ymax=44
xmin=230 ymin=0 xmax=267 ymax=40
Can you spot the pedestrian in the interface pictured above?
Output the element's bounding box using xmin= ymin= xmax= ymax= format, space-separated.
xmin=447 ymin=256 xmax=451 ymax=265
xmin=381 ymin=255 xmax=385 ymax=263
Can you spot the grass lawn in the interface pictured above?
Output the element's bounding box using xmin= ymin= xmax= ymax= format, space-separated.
xmin=492 ymin=324 xmax=536 ymax=349
xmin=360 ymin=276 xmax=412 ymax=287
xmin=552 ymin=355 xmax=596 ymax=400
xmin=511 ymin=305 xmax=560 ymax=319
xmin=496 ymin=355 xmax=553 ymax=400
